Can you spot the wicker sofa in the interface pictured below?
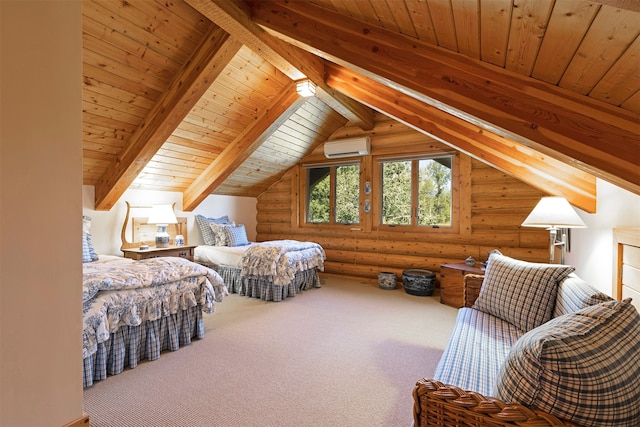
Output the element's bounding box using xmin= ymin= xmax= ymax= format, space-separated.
xmin=413 ymin=253 xmax=640 ymax=427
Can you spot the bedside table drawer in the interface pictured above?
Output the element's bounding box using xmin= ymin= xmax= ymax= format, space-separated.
xmin=123 ymin=245 xmax=196 ymax=262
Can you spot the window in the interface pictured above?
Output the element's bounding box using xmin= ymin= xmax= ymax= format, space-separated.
xmin=306 ymin=163 xmax=360 ymax=225
xmin=380 ymin=156 xmax=452 ymax=227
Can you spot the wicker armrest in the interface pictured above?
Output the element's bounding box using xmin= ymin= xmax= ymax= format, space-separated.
xmin=463 ymin=274 xmax=484 ymax=307
xmin=413 ymin=378 xmax=583 ymax=427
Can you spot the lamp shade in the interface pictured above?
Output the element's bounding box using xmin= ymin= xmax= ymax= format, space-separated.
xmin=147 ymin=205 xmax=178 ymax=225
xmin=522 ymin=197 xmax=586 ymax=228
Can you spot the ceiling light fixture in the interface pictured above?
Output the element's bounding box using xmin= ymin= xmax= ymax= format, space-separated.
xmin=295 ymin=79 xmax=316 ymax=97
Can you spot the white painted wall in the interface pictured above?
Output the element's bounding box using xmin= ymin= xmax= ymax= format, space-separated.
xmin=83 ymin=186 xmax=257 ymax=256
xmin=1 ymin=1 xmax=84 ymax=425
xmin=566 ymin=179 xmax=640 ymax=296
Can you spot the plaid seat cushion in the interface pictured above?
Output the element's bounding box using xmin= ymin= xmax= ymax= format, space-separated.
xmin=433 ymin=307 xmax=523 ymax=396
xmin=495 ymin=299 xmax=640 ymax=427
xmin=472 ymin=253 xmax=575 ymax=332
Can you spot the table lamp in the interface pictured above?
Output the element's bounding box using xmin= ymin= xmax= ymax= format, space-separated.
xmin=147 ymin=204 xmax=178 ymax=248
xmin=521 ymin=196 xmax=586 ymax=264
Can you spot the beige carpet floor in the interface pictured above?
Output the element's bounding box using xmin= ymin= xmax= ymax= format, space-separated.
xmin=83 ymin=276 xmax=459 ymax=427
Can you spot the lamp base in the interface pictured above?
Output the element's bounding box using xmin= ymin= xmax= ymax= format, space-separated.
xmin=155 ymin=225 xmax=170 ymax=248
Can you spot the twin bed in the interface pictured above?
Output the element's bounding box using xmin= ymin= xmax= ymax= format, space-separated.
xmin=195 ymin=239 xmax=325 ymax=302
xmin=82 ymin=209 xmax=228 ymax=388
xmin=81 ymin=209 xmax=325 ymax=388
xmin=82 ymin=256 xmax=227 ymax=388
xmin=193 ymin=214 xmax=325 ymax=302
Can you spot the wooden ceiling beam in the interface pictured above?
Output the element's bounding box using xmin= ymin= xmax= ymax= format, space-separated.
xmin=183 ymin=82 xmax=306 ymax=210
xmin=251 ymin=0 xmax=640 ymax=196
xmin=186 ymin=0 xmax=374 ymax=130
xmin=94 ymin=26 xmax=242 ymax=210
xmin=590 ymin=0 xmax=640 ymax=12
xmin=326 ymin=64 xmax=597 ymax=213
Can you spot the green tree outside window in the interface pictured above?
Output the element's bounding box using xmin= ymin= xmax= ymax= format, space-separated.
xmin=381 ymin=156 xmax=452 ymax=226
xmin=307 ymin=163 xmax=360 ymax=225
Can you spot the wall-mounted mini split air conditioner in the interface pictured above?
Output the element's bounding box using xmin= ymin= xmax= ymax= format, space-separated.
xmin=323 ymin=136 xmax=371 ymax=159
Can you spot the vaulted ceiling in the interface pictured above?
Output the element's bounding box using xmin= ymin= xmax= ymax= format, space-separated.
xmin=83 ymin=0 xmax=640 ymax=213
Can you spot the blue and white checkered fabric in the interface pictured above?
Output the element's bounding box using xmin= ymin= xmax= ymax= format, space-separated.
xmin=433 ymin=307 xmax=523 ymax=396
xmin=496 ymin=299 xmax=640 ymax=427
xmin=83 ymin=306 xmax=203 ymax=388
xmin=472 ymin=253 xmax=575 ymax=332
xmin=223 ymin=224 xmax=250 ymax=247
xmin=553 ymin=273 xmax=613 ymax=317
xmin=82 ymin=216 xmax=99 ymax=262
xmin=195 ymin=214 xmax=232 ymax=245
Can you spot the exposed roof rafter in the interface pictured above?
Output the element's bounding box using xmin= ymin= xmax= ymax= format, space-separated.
xmin=186 ymin=0 xmax=375 ymax=130
xmin=94 ymin=25 xmax=242 ymax=210
xmin=183 ymin=81 xmax=306 ymax=210
xmin=326 ymin=64 xmax=597 ymax=213
xmin=250 ymin=0 xmax=639 ymax=196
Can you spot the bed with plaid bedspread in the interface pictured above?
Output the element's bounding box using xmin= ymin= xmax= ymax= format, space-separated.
xmin=196 ymin=240 xmax=325 ymax=302
xmin=82 ymin=257 xmax=227 ymax=388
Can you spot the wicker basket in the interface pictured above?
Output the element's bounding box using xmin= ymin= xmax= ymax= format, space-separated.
xmin=413 ymin=379 xmax=583 ymax=427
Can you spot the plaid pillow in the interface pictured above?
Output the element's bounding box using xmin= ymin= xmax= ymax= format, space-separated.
xmin=82 ymin=216 xmax=99 ymax=262
xmin=473 ymin=253 xmax=575 ymax=331
xmin=495 ymin=299 xmax=640 ymax=427
xmin=195 ymin=214 xmax=231 ymax=245
xmin=223 ymin=224 xmax=250 ymax=247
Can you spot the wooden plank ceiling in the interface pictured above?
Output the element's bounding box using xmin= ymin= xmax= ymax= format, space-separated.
xmin=82 ymin=0 xmax=640 ymax=212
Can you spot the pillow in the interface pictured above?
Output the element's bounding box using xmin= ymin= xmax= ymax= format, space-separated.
xmin=495 ymin=299 xmax=640 ymax=427
xmin=553 ymin=273 xmax=613 ymax=317
xmin=223 ymin=224 xmax=250 ymax=247
xmin=195 ymin=214 xmax=232 ymax=245
xmin=472 ymin=253 xmax=575 ymax=331
xmin=82 ymin=215 xmax=99 ymax=263
xmin=209 ymin=222 xmax=235 ymax=246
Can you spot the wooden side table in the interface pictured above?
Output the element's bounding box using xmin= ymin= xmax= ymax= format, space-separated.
xmin=439 ymin=263 xmax=485 ymax=308
xmin=122 ymin=245 xmax=196 ymax=262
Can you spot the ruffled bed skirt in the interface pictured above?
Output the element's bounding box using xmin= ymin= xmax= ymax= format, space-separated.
xmin=83 ymin=305 xmax=203 ymax=388
xmin=205 ymin=265 xmax=321 ymax=302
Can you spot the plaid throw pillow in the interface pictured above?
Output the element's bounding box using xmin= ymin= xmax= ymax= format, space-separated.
xmin=472 ymin=253 xmax=575 ymax=331
xmin=495 ymin=299 xmax=640 ymax=427
xmin=82 ymin=215 xmax=99 ymax=263
xmin=223 ymin=224 xmax=250 ymax=247
xmin=195 ymin=214 xmax=231 ymax=245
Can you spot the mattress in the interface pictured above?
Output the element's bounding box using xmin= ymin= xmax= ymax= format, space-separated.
xmin=194 ymin=243 xmax=256 ymax=268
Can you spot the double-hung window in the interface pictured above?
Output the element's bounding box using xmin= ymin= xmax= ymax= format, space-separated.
xmin=305 ymin=162 xmax=360 ymax=225
xmin=379 ymin=155 xmax=453 ymax=227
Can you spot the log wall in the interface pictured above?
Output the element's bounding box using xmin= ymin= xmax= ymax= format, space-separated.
xmin=257 ymin=114 xmax=551 ymax=284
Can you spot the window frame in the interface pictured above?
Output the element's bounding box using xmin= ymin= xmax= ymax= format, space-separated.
xmin=373 ymin=153 xmax=459 ymax=233
xmin=301 ymin=160 xmax=363 ymax=228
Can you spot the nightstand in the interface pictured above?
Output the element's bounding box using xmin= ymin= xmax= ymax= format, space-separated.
xmin=122 ymin=245 xmax=196 ymax=262
xmin=439 ymin=263 xmax=485 ymax=308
